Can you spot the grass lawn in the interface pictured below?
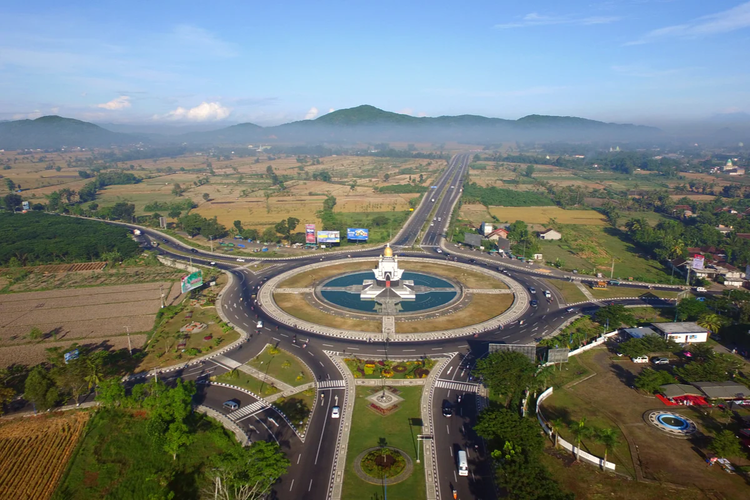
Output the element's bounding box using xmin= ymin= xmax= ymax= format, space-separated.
xmin=546 ymin=350 xmax=593 ymax=389
xmin=138 ymin=300 xmax=240 ymax=372
xmin=629 ymin=306 xmax=676 ymax=324
xmin=275 ymin=388 xmax=315 ymax=430
xmin=273 ymin=293 xmax=382 ymax=332
xmin=342 ymin=386 xmax=426 ymax=500
xmin=396 ymin=294 xmax=512 ymax=333
xmin=54 ymin=409 xmax=240 ymax=500
xmin=545 ymin=280 xmax=588 ymax=303
xmin=214 ymin=369 xmax=281 ymax=397
xmin=589 ymin=287 xmax=679 ymax=300
xmin=248 ymin=344 xmax=313 ymax=387
xmin=539 ymin=225 xmax=672 ymax=283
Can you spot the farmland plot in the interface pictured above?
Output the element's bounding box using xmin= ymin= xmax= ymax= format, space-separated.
xmin=0 ymin=411 xmax=90 ymax=500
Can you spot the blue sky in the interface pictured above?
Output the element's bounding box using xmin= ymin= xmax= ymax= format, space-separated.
xmin=1 ymin=0 xmax=749 ymax=126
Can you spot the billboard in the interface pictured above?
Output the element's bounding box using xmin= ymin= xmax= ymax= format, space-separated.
xmin=22 ymin=201 xmax=30 ymax=210
xmin=317 ymin=231 xmax=340 ymax=243
xmin=547 ymin=348 xmax=570 ymax=364
xmin=489 ymin=343 xmax=538 ymax=363
xmin=347 ymin=228 xmax=369 ymax=241
xmin=306 ymin=224 xmax=316 ymax=244
xmin=692 ymin=254 xmax=705 ymax=270
xmin=180 ymin=270 xmax=203 ymax=294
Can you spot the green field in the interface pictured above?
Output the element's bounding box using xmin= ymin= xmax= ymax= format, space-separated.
xmin=54 ymin=409 xmax=240 ymax=499
xmin=248 ymin=345 xmax=313 ymax=387
xmin=214 ymin=369 xmax=280 ymax=396
xmin=540 ymin=225 xmax=672 ymax=283
xmin=545 ymin=279 xmax=588 ymax=303
xmin=342 ymin=386 xmax=426 ymax=500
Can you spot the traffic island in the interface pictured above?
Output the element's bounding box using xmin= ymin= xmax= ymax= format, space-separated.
xmin=354 ymin=447 xmax=414 ymax=485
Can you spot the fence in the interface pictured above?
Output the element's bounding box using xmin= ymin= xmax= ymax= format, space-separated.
xmin=536 ymin=387 xmax=616 ymax=471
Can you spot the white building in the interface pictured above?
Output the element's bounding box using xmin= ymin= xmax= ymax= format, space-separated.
xmin=360 ymin=244 xmax=415 ymax=300
xmin=480 ymin=222 xmax=493 ymax=236
xmin=538 ymin=229 xmax=562 ymax=241
xmin=651 ymin=322 xmax=708 ymax=343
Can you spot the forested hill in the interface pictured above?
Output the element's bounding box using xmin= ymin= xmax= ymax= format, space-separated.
xmin=0 ymin=106 xmax=662 ymax=149
xmin=0 ymin=116 xmax=144 ymax=150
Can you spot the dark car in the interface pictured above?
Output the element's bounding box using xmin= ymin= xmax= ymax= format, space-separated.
xmin=530 ymin=300 xmax=538 ymax=307
xmin=442 ymin=403 xmax=453 ymax=417
xmin=190 ymin=248 xmax=198 ymax=253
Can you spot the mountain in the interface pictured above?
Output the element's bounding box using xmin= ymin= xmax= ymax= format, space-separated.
xmin=0 ymin=107 xmax=663 ymax=149
xmin=0 ymin=116 xmax=144 ymax=149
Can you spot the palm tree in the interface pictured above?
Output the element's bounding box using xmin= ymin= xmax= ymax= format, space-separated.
xmin=595 ymin=427 xmax=619 ymax=470
xmin=697 ymin=313 xmax=725 ymax=337
xmin=84 ymin=358 xmax=103 ymax=395
xmin=572 ymin=417 xmax=592 ymax=462
xmin=549 ymin=418 xmax=566 ymax=449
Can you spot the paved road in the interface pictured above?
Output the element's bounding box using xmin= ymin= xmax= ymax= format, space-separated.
xmin=40 ymin=154 xmax=690 ymax=500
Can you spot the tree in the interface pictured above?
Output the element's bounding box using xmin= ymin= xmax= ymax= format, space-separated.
xmin=571 ymin=417 xmax=592 ymax=462
xmin=677 ymin=297 xmax=708 ymax=321
xmin=111 ymin=202 xmax=135 ymax=221
xmin=233 ymin=220 xmax=243 ymax=233
xmin=474 ymin=351 xmax=537 ymax=408
xmin=24 ymin=366 xmax=60 ymax=411
xmin=493 ymin=441 xmax=572 ymax=500
xmin=95 ymin=377 xmax=126 ymax=407
xmin=205 ymin=441 xmax=290 ymax=500
xmin=525 ymin=164 xmax=535 ymax=178
xmin=172 ymin=183 xmax=183 ymax=196
xmin=634 ymin=368 xmax=675 ymax=393
xmin=5 ymin=178 xmax=15 ymax=192
xmin=709 ymin=429 xmax=742 ymax=458
xmin=202 ymin=193 xmax=210 ymax=201
xmin=84 ymin=355 xmax=105 ymax=395
xmin=595 ymin=428 xmax=619 ymax=468
xmin=475 ymin=408 xmax=544 ymax=457
xmin=29 ymin=327 xmax=43 ymax=340
xmin=697 ymin=313 xmax=725 ymax=336
xmin=164 ymin=421 xmax=193 ymax=461
xmin=383 ymin=173 xmax=390 ymax=182
xmin=168 ymin=208 xmax=182 ymax=219
xmin=593 ymin=304 xmax=634 ymax=329
xmin=262 ymin=226 xmax=278 ymax=243
xmin=3 ymin=194 xmax=22 ymax=211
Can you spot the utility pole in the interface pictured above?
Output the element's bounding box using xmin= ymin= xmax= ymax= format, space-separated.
xmin=159 ymin=284 xmax=165 ymax=308
xmin=209 ymin=235 xmax=214 ymax=252
xmin=124 ymin=326 xmax=132 ymax=355
xmin=610 ymin=258 xmax=615 ymax=279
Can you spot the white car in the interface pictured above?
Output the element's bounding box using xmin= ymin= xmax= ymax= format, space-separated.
xmin=210 ymin=261 xmax=216 ymax=265
xmin=430 ymin=223 xmax=434 ymax=226
xmin=237 ymin=258 xmax=245 ymax=262
xmin=256 ymin=321 xmax=263 ymax=329
xmin=331 ymin=406 xmax=340 ymax=419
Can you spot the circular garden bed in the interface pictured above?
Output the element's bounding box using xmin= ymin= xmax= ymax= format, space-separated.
xmin=353 ymin=447 xmax=414 ymax=485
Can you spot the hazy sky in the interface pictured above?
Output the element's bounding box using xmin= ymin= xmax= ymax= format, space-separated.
xmin=1 ymin=0 xmax=749 ymax=126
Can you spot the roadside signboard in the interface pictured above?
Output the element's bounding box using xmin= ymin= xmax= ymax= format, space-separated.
xmin=306 ymin=224 xmax=316 ymax=244
xmin=347 ymin=228 xmax=369 ymax=241
xmin=22 ymin=201 xmax=30 ymax=210
xmin=180 ymin=270 xmax=203 ymax=293
xmin=692 ymin=254 xmax=705 ymax=270
xmin=317 ymin=231 xmax=340 ymax=243
xmin=547 ymin=348 xmax=570 ymax=364
xmin=489 ymin=343 xmax=537 ymax=363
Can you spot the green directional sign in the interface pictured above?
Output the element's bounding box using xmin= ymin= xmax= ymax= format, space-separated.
xmin=181 ymin=270 xmax=203 ymax=294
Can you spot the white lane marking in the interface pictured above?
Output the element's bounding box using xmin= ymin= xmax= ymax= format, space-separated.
xmin=289 ymin=479 xmax=295 ymax=491
xmin=471 ymin=471 xmax=476 ymax=481
xmin=446 ymin=424 xmax=450 ymax=435
xmin=273 ymin=337 xmax=281 ymax=342
xmin=453 ymin=470 xmax=458 ymax=482
xmin=308 ymin=351 xmax=315 ymax=356
xmin=280 ymin=333 xmax=289 ymax=337
xmin=348 ymin=347 xmax=359 ymax=350
xmin=323 ymin=344 xmax=334 ymax=347
xmin=314 ymin=394 xmax=333 ymax=465
xmin=449 ymin=447 xmax=453 ymax=457
xmin=253 ymin=416 xmax=279 ymax=445
xmin=402 ymin=349 xmax=416 ymax=352
xmin=446 ymin=366 xmax=453 ymax=376
xmin=431 ymin=347 xmax=442 ymax=350
xmin=297 ymin=454 xmax=302 ymax=464
xmin=308 ymin=479 xmax=313 ymax=492
xmin=320 ymin=361 xmax=325 ymax=367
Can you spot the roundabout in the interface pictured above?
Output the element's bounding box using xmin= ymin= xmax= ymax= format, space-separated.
xmin=258 ymin=245 xmax=528 ymax=341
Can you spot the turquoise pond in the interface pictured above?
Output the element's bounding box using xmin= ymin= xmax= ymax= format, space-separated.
xmin=320 ymin=271 xmax=457 ymax=313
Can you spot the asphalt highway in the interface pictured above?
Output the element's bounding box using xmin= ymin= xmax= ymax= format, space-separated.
xmin=66 ymin=153 xmax=687 ymax=500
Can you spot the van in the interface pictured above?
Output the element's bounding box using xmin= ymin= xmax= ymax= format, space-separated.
xmin=632 ymin=356 xmax=649 ymax=364
xmin=695 ymin=287 xmax=707 ymax=292
xmin=457 ymin=450 xmax=469 ymax=476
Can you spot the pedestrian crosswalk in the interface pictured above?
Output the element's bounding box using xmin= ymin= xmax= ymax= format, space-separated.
xmin=435 ymin=379 xmax=481 ymax=393
xmin=227 ymin=401 xmax=268 ymax=421
xmin=318 ymin=379 xmax=346 ymax=389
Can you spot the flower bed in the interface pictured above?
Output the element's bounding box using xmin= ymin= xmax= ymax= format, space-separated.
xmin=344 ymin=357 xmax=436 ymax=379
xmin=360 ymin=448 xmax=406 ymax=479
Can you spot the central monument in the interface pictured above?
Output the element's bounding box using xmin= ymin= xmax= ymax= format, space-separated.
xmin=360 ymin=244 xmax=415 ymax=300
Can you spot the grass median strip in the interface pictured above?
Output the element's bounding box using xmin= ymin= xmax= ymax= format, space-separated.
xmin=249 ymin=345 xmax=312 ymax=387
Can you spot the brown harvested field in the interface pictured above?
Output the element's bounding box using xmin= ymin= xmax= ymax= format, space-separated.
xmin=1 ymin=262 xmax=108 ymax=274
xmin=0 ymin=334 xmax=147 ymax=368
xmin=489 ymin=206 xmax=607 ymax=225
xmin=0 ymin=411 xmax=90 ymax=500
xmin=0 ymin=282 xmax=178 ymax=364
xmin=544 ymin=348 xmax=750 ymax=497
xmin=396 ymin=294 xmax=512 ymax=333
xmin=273 ymin=293 xmax=382 ymax=332
xmin=4 ymin=265 xmax=183 ymax=293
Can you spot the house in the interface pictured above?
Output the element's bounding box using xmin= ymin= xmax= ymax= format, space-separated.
xmin=538 ymin=229 xmax=561 ymax=241
xmin=479 ymin=222 xmax=493 ymax=236
xmin=651 ymin=322 xmax=708 ymax=343
xmin=691 ymin=381 xmax=749 ymax=400
xmin=463 ymin=233 xmax=483 ymax=248
xmin=715 ymin=225 xmax=734 ymax=235
xmin=486 ymin=228 xmax=509 ymax=241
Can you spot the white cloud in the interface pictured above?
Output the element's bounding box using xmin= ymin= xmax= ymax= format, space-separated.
xmin=304 ymin=107 xmax=319 ymax=120
xmin=97 ymin=95 xmax=131 ymax=110
xmin=328 ymin=108 xmax=335 ymax=113
xmin=12 ymin=110 xmax=42 ymax=120
xmin=495 ymin=12 xmax=620 ymax=29
xmin=627 ymin=2 xmax=750 ymax=45
xmin=157 ymin=102 xmax=231 ymax=122
xmin=398 ymin=108 xmax=414 ymax=115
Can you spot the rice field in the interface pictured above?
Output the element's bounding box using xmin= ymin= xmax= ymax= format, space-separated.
xmin=489 ymin=206 xmax=607 ymax=225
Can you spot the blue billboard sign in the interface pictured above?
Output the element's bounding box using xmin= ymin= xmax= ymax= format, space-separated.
xmin=347 ymin=228 xmax=369 ymax=241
